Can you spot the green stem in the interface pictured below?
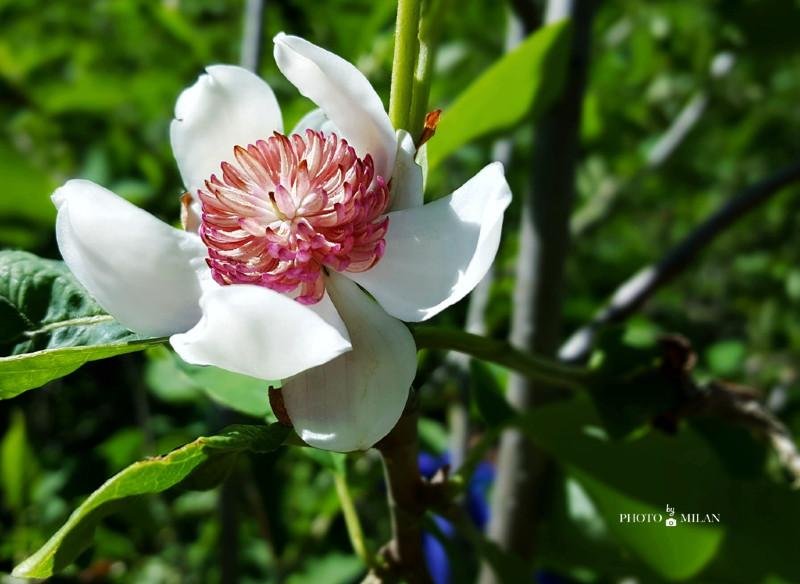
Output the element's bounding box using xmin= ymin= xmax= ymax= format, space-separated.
xmin=409 ymin=0 xmax=449 ymax=140
xmin=410 ymin=326 xmax=592 ymax=389
xmin=332 ymin=471 xmax=372 ymax=567
xmin=389 ymin=0 xmax=422 ymax=131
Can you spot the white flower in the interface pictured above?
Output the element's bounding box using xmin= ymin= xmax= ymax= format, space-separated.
xmin=52 ymin=34 xmax=512 ymax=452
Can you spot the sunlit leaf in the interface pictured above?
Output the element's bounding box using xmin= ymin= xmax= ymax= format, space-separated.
xmin=427 ymin=20 xmax=572 ymax=168
xmin=0 ymin=250 xmax=163 ymax=399
xmin=12 ymin=423 xmax=290 ymax=578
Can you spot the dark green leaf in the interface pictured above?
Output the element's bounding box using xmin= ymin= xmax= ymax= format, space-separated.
xmin=469 ymin=360 xmax=514 ymax=427
xmin=587 ymin=328 xmax=678 ymax=438
xmin=0 ymin=250 xmax=164 ymax=398
xmin=427 ymin=20 xmax=572 ymax=168
xmin=12 ymin=423 xmax=290 ymax=578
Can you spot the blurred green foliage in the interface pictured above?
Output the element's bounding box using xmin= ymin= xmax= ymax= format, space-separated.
xmin=1 ymin=0 xmax=800 ymax=582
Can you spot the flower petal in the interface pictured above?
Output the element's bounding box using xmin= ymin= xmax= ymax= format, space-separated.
xmin=347 ymin=162 xmax=512 ymax=322
xmin=53 ymin=180 xmax=207 ymax=337
xmin=281 ymin=273 xmax=416 ymax=452
xmin=170 ymin=285 xmax=351 ymax=381
xmin=273 ymin=33 xmax=396 ymax=180
xmin=390 ymin=130 xmax=424 ymax=211
xmin=291 ymin=107 xmax=339 ymax=135
xmin=170 ymin=65 xmax=283 ymax=194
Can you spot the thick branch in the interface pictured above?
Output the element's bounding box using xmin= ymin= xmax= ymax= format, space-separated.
xmin=482 ymin=1 xmax=598 ymax=577
xmin=560 ymin=160 xmax=800 ymax=362
xmin=373 ymin=407 xmax=432 ymax=584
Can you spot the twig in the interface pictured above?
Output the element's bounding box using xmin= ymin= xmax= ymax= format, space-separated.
xmin=560 ymin=159 xmax=800 ymax=362
xmin=681 ymin=381 xmax=800 ymax=487
xmin=240 ymin=0 xmax=265 ymax=73
xmin=411 ymin=327 xmax=591 ymax=390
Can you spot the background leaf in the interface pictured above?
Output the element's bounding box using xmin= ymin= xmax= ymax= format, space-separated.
xmin=12 ymin=423 xmax=289 ymax=579
xmin=469 ymin=360 xmax=514 ymax=427
xmin=427 ymin=20 xmax=572 ymax=168
xmin=0 ymin=250 xmax=162 ymax=398
xmin=523 ymin=397 xmax=800 ymax=582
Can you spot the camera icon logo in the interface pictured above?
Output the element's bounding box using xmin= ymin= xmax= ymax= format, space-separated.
xmin=665 ymin=517 xmax=677 ymax=527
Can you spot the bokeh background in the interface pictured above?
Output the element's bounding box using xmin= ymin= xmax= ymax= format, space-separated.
xmin=2 ymin=0 xmax=800 ymax=582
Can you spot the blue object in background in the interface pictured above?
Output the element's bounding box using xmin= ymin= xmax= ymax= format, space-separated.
xmin=419 ymin=452 xmax=494 ymax=584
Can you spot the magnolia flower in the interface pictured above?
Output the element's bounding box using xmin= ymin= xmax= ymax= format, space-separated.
xmin=53 ymin=34 xmax=511 ymax=452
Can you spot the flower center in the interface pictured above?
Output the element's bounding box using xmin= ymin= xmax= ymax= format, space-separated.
xmin=199 ymin=130 xmax=390 ymax=304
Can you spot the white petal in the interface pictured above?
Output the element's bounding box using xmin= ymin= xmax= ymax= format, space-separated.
xmin=348 ymin=162 xmax=512 ymax=322
xmin=390 ymin=130 xmax=424 ymax=211
xmin=290 ymin=107 xmax=339 ymax=135
xmin=281 ymin=273 xmax=416 ymax=452
xmin=170 ymin=65 xmax=283 ymax=194
xmin=273 ymin=33 xmax=396 ymax=180
xmin=170 ymin=285 xmax=351 ymax=381
xmin=53 ymin=180 xmax=206 ymax=337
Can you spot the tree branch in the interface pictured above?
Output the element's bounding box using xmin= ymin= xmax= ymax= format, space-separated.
xmin=681 ymin=381 xmax=800 ymax=487
xmin=560 ymin=159 xmax=800 ymax=362
xmin=373 ymin=404 xmax=432 ymax=584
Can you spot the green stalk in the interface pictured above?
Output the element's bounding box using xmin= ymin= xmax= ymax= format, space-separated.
xmin=389 ymin=0 xmax=423 ymax=131
xmin=409 ymin=0 xmax=450 ymax=140
xmin=410 ymin=326 xmax=593 ymax=390
xmin=332 ymin=471 xmax=372 ymax=567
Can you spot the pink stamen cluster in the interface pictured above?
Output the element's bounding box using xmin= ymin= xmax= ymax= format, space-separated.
xmin=199 ymin=130 xmax=390 ymax=304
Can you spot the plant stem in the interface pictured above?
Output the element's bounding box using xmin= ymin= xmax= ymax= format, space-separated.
xmin=333 ymin=470 xmax=372 ymax=567
xmin=408 ymin=0 xmax=449 ymax=139
xmin=389 ymin=0 xmax=422 ymax=131
xmin=375 ymin=408 xmax=432 ymax=584
xmin=411 ymin=326 xmax=592 ymax=389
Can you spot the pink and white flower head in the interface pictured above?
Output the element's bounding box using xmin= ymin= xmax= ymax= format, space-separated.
xmin=52 ymin=34 xmax=512 ymax=452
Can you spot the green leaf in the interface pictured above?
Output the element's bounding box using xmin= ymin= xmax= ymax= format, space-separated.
xmin=285 ymin=553 xmax=364 ymax=584
xmin=1 ymin=409 xmax=38 ymax=511
xmin=469 ymin=360 xmax=514 ymax=427
xmin=176 ymin=358 xmax=277 ymax=419
xmin=705 ymin=340 xmax=746 ymax=377
xmin=427 ymin=20 xmax=572 ymax=168
xmin=520 ymin=397 xmax=725 ymax=580
xmin=12 ymin=423 xmax=290 ymax=579
xmin=0 ymin=250 xmax=164 ymax=398
xmin=145 ymin=346 xmax=276 ymax=418
xmin=0 ymin=141 xmax=56 ymax=226
xmin=520 ymin=397 xmax=800 ymax=582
